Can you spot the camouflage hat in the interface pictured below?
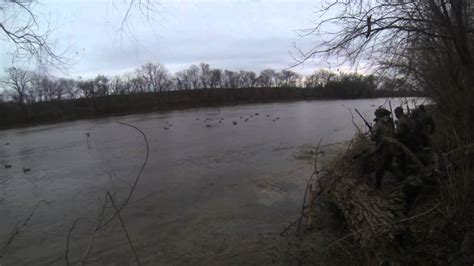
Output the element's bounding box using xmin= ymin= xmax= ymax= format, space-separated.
xmin=374 ymin=107 xmax=391 ymax=118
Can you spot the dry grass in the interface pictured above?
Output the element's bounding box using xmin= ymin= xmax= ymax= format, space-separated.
xmin=303 ymin=123 xmax=473 ymax=265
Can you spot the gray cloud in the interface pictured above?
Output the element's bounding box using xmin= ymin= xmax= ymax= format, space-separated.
xmin=1 ymin=0 xmax=326 ymax=77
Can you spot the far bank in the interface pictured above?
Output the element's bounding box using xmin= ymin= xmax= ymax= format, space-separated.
xmin=0 ymin=86 xmax=419 ymax=130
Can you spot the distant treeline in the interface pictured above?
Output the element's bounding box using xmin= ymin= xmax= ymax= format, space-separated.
xmin=0 ymin=63 xmax=419 ymax=128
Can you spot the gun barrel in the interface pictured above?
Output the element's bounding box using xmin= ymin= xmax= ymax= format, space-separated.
xmin=355 ymin=108 xmax=372 ymax=130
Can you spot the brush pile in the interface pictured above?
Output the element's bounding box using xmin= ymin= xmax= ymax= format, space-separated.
xmin=304 ymin=133 xmax=459 ymax=264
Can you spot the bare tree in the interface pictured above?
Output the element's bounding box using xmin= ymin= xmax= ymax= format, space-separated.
xmin=278 ymin=70 xmax=301 ymax=87
xmin=31 ymin=73 xmax=61 ymax=101
xmin=222 ymin=70 xmax=239 ymax=88
xmin=187 ymin=65 xmax=201 ymax=89
xmin=175 ymin=69 xmax=192 ymax=90
xmin=199 ymin=63 xmax=212 ymax=89
xmin=299 ymin=0 xmax=474 ymax=131
xmin=1 ymin=0 xmax=160 ymax=66
xmin=57 ymin=78 xmax=77 ymax=99
xmin=94 ymin=75 xmax=110 ymax=96
xmin=210 ymin=69 xmax=223 ymax=88
xmin=299 ymin=1 xmax=473 ymax=85
xmin=304 ymin=71 xmax=324 ymax=88
xmin=258 ymin=69 xmax=278 ymax=87
xmin=238 ymin=70 xmax=258 ymax=88
xmin=0 ymin=1 xmax=62 ymax=66
xmin=305 ymin=69 xmax=337 ymax=88
xmin=135 ymin=62 xmax=171 ymax=92
xmin=1 ymin=67 xmax=32 ymax=104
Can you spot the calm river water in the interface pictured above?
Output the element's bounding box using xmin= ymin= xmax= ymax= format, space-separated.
xmin=0 ymin=98 xmax=423 ymax=265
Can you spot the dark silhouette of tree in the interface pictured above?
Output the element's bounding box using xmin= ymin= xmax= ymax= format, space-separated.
xmin=304 ymin=69 xmax=336 ymax=88
xmin=135 ymin=63 xmax=171 ymax=92
xmin=1 ymin=67 xmax=32 ymax=104
xmin=238 ymin=70 xmax=258 ymax=88
xmin=210 ymin=69 xmax=223 ymax=88
xmin=58 ymin=78 xmax=77 ymax=99
xmin=199 ymin=63 xmax=212 ymax=89
xmin=258 ymin=69 xmax=278 ymax=87
xmin=223 ymin=70 xmax=238 ymax=88
xmin=0 ymin=1 xmax=60 ymax=66
xmin=278 ymin=70 xmax=301 ymax=87
xmin=298 ymin=0 xmax=473 ymax=133
xmin=1 ymin=0 xmax=159 ymax=68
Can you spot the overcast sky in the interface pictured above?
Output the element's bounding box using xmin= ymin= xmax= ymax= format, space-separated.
xmin=1 ymin=0 xmax=332 ymax=78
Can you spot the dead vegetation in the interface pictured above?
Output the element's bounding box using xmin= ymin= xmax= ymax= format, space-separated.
xmin=289 ymin=117 xmax=474 ymax=265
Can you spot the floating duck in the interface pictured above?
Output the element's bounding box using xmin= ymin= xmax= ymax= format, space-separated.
xmin=196 ymin=118 xmax=199 ymax=120
xmin=266 ymin=115 xmax=270 ymax=117
xmin=23 ymin=167 xmax=31 ymax=173
xmin=4 ymin=164 xmax=12 ymax=169
xmin=85 ymin=132 xmax=90 ymax=137
xmin=206 ymin=124 xmax=211 ymax=128
xmin=5 ymin=143 xmax=9 ymax=145
xmin=233 ymin=121 xmax=237 ymax=125
xmin=255 ymin=113 xmax=259 ymax=115
xmin=244 ymin=118 xmax=249 ymax=122
xmin=164 ymin=127 xmax=169 ymax=130
xmin=276 ymin=117 xmax=280 ymax=120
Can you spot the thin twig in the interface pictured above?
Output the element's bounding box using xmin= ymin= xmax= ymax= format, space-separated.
xmin=66 ymin=217 xmax=91 ymax=266
xmin=0 ymin=200 xmax=47 ymax=258
xmin=106 ymin=192 xmax=141 ymax=266
xmin=297 ymin=138 xmax=323 ymax=234
xmin=98 ymin=122 xmax=150 ymax=229
xmin=66 ymin=122 xmax=149 ymax=265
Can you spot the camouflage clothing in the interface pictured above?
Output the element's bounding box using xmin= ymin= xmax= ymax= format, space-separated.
xmin=418 ymin=111 xmax=435 ymax=134
xmin=371 ymin=117 xmax=394 ymax=144
xmin=395 ymin=114 xmax=413 ymax=147
xmin=416 ymin=108 xmax=435 ymax=147
xmin=371 ymin=116 xmax=395 ymax=189
xmin=394 ymin=113 xmax=415 ymax=177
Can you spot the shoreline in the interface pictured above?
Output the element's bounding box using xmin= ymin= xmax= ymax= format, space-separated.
xmin=0 ymin=96 xmax=417 ymax=131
